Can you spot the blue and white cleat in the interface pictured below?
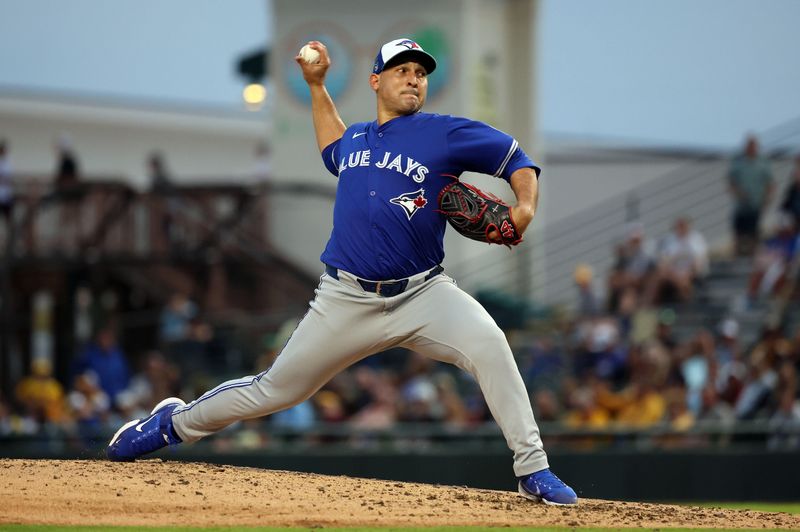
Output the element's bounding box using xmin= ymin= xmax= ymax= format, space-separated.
xmin=107 ymin=397 xmax=185 ymax=462
xmin=518 ymin=468 xmax=578 ymax=506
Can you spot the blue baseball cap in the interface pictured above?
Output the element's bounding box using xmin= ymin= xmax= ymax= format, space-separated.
xmin=373 ymin=38 xmax=437 ymax=75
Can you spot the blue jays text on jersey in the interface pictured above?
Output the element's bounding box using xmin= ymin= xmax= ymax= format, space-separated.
xmin=320 ymin=112 xmax=540 ymax=281
xmin=337 ymin=150 xmax=429 ymax=183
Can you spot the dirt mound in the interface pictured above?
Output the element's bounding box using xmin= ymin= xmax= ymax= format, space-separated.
xmin=1 ymin=459 xmax=796 ymax=529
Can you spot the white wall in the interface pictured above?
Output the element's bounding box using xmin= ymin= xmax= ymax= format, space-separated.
xmin=0 ymin=93 xmax=267 ymax=189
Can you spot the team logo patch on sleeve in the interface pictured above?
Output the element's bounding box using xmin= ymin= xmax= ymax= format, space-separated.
xmin=390 ymin=188 xmax=427 ymax=220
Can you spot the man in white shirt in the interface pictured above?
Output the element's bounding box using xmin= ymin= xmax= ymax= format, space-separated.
xmin=647 ymin=217 xmax=708 ymax=303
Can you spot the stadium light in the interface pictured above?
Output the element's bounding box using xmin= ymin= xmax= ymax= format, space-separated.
xmin=242 ymin=83 xmax=267 ymax=110
xmin=237 ymin=48 xmax=269 ymax=111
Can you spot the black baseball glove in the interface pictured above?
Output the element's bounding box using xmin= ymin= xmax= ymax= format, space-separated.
xmin=437 ymin=180 xmax=522 ymax=246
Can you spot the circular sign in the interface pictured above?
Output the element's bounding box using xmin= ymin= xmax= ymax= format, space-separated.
xmin=283 ymin=25 xmax=354 ymax=106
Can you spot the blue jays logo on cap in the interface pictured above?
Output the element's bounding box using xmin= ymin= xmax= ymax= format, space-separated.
xmin=396 ymin=39 xmax=421 ymax=50
xmin=373 ymin=37 xmax=437 ymax=75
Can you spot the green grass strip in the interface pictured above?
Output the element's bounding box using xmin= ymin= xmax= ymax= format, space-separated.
xmin=690 ymin=502 xmax=800 ymax=514
xmin=1 ymin=526 xmax=799 ymax=532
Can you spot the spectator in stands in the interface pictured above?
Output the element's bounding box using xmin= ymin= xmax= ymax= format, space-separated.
xmin=0 ymin=139 xmax=13 ymax=234
xmin=171 ymin=316 xmax=226 ymax=378
xmin=610 ymin=340 xmax=669 ymax=428
xmin=574 ymin=317 xmax=628 ymax=387
xmin=664 ymin=384 xmax=695 ymax=432
xmin=0 ymin=393 xmax=38 ymax=436
xmin=623 ymin=311 xmax=677 ymax=379
xmin=399 ymin=354 xmax=439 ymax=423
xmin=734 ymin=327 xmax=783 ymax=420
xmin=0 ymin=395 xmax=11 ymax=436
xmin=696 ymin=383 xmax=735 ymax=424
xmin=116 ymin=350 xmax=181 ymax=420
xmin=521 ymin=337 xmax=567 ymax=393
xmin=71 ymin=325 xmax=130 ymax=409
xmin=615 ymin=285 xmax=642 ymax=341
xmin=329 ymin=372 xmax=367 ymax=421
xmin=229 ymin=419 xmax=269 ymax=451
xmin=54 ymin=134 xmax=80 ymax=188
xmin=767 ymin=361 xmax=800 ymax=449
xmin=147 ymin=151 xmax=180 ymax=251
xmin=646 ymin=216 xmax=709 ymax=304
xmin=349 ymin=368 xmax=399 ymax=429
xmin=767 ymin=390 xmax=800 ymax=449
xmin=735 ymin=362 xmax=778 ymax=420
xmin=727 ymin=134 xmax=774 ymax=256
xmin=715 ymin=346 xmax=747 ymax=408
xmin=773 ymin=359 xmax=797 ymax=408
xmin=789 ymin=328 xmax=800 ymax=376
xmin=271 ymin=398 xmax=316 ymax=430
xmin=715 ymin=318 xmax=741 ymax=366
xmin=746 ymin=213 xmax=799 ymax=303
xmin=253 ymin=141 xmax=272 ymax=182
xmin=159 ymin=291 xmax=198 ymax=345
xmin=654 ymin=310 xmax=679 ymax=352
xmin=14 ymin=358 xmax=66 ymax=425
xmin=678 ymin=330 xmax=715 ymax=415
xmin=148 ymin=151 xmax=171 ymax=191
xmin=562 ymin=378 xmax=611 ymax=429
xmin=53 ymin=134 xmax=83 ymax=252
xmin=313 ymin=390 xmax=347 ymax=423
xmin=635 ymin=341 xmax=673 ymax=389
xmin=573 ymin=263 xmax=600 ymax=319
xmin=67 ymin=370 xmax=111 ymax=438
xmin=780 ymin=154 xmax=800 ymax=227
xmin=459 ymin=373 xmax=493 ymax=424
xmin=434 ymin=372 xmax=469 ymax=426
xmin=614 ymin=379 xmax=667 ymax=428
xmin=531 ymin=388 xmax=561 ymax=423
xmin=607 ymin=222 xmax=655 ymax=312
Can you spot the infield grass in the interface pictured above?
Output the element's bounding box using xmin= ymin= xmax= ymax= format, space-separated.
xmin=690 ymin=502 xmax=800 ymax=514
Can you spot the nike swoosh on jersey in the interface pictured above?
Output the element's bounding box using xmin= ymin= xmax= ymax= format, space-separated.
xmin=352 ymin=132 xmax=366 ymax=138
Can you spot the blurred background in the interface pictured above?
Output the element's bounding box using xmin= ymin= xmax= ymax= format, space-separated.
xmin=1 ymin=0 xmax=799 ymax=502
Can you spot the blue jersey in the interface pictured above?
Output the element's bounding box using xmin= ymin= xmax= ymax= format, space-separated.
xmin=320 ymin=112 xmax=539 ymax=280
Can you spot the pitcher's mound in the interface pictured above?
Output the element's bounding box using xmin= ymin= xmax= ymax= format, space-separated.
xmin=1 ymin=459 xmax=797 ymax=529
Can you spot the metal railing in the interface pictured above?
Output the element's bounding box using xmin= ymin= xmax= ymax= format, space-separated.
xmin=2 ymin=177 xmax=336 ymax=261
xmin=452 ymin=116 xmax=800 ymax=306
xmin=3 ymin=179 xmax=241 ymax=257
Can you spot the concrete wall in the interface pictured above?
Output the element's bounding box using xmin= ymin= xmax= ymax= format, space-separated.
xmin=0 ymin=92 xmax=267 ymax=189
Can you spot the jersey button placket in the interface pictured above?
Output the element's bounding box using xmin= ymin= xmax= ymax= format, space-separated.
xmin=367 ymin=152 xmax=381 ymax=252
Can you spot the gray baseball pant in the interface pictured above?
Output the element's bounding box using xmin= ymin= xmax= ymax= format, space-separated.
xmin=171 ymin=269 xmax=549 ymax=477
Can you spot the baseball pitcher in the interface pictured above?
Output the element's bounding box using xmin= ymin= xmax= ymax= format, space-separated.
xmin=107 ymin=38 xmax=578 ymax=506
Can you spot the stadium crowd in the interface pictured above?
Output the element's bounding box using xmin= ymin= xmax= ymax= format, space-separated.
xmin=1 ymin=137 xmax=800 ymax=452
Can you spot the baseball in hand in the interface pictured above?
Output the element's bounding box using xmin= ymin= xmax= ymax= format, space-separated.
xmin=298 ymin=44 xmax=321 ymax=64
